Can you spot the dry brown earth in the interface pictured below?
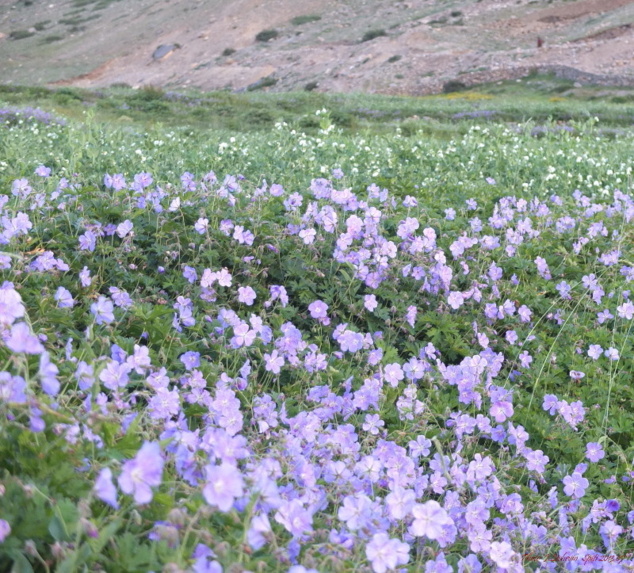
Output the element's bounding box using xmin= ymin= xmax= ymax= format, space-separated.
xmin=1 ymin=0 xmax=633 ymax=94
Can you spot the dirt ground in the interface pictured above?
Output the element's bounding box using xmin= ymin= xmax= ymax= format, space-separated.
xmin=1 ymin=0 xmax=633 ymax=94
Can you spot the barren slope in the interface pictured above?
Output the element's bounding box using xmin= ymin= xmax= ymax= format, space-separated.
xmin=1 ymin=0 xmax=633 ymax=94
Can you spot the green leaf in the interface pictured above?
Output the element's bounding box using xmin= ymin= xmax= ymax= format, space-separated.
xmin=89 ymin=518 xmax=122 ymax=555
xmin=48 ymin=515 xmax=68 ymax=542
xmin=8 ymin=551 xmax=34 ymax=573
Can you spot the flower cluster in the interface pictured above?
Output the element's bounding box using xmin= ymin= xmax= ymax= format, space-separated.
xmin=0 ymin=150 xmax=633 ymax=573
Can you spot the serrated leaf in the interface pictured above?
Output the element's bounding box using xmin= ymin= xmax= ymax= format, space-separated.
xmin=89 ymin=518 xmax=122 ymax=555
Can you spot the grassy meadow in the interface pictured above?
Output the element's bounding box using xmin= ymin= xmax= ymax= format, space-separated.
xmin=0 ymin=79 xmax=634 ymax=571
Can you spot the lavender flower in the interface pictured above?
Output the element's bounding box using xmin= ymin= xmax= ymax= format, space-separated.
xmin=585 ymin=442 xmax=605 ymax=462
xmin=409 ymin=500 xmax=453 ymax=540
xmin=0 ymin=520 xmax=11 ymax=543
xmin=118 ymin=442 xmax=164 ymax=505
xmin=94 ymin=468 xmax=119 ymax=509
xmin=203 ymin=462 xmax=244 ymax=512
xmin=237 ymin=286 xmax=256 ymax=306
xmin=6 ymin=322 xmax=44 ymax=354
xmin=365 ymin=532 xmax=410 ymax=573
xmin=562 ymin=472 xmax=589 ymax=498
xmin=91 ymin=296 xmax=115 ymax=325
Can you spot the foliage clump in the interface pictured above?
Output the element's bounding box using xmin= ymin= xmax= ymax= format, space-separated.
xmin=361 ymin=28 xmax=388 ymax=42
xmin=255 ymin=29 xmax=279 ymax=42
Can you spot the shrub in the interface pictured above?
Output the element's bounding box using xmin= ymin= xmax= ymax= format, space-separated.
xmin=40 ymin=34 xmax=65 ymax=43
xmin=33 ymin=20 xmax=51 ymax=31
xmin=133 ymin=85 xmax=165 ymax=101
xmin=246 ymin=76 xmax=278 ymax=91
xmin=361 ymin=28 xmax=387 ymax=42
xmin=443 ymin=79 xmax=467 ymax=93
xmin=9 ymin=30 xmax=35 ymax=40
xmin=387 ymin=55 xmax=402 ymax=63
xmin=304 ymin=81 xmax=319 ymax=92
xmin=290 ymin=14 xmax=321 ymax=26
xmin=222 ymin=47 xmax=236 ymax=57
xmin=255 ymin=29 xmax=278 ymax=42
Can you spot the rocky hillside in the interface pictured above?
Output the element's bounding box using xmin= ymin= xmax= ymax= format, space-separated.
xmin=1 ymin=0 xmax=634 ymax=94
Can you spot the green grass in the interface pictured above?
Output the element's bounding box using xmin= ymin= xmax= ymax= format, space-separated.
xmin=290 ymin=14 xmax=322 ymax=26
xmin=1 ymin=76 xmax=634 ymax=138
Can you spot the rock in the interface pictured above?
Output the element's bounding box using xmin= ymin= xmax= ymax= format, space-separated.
xmin=152 ymin=44 xmax=179 ymax=61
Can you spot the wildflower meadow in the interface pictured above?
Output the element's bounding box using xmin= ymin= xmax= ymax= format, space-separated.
xmin=1 ymin=99 xmax=634 ymax=572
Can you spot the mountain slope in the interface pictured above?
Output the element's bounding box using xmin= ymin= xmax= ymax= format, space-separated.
xmin=1 ymin=0 xmax=634 ymax=94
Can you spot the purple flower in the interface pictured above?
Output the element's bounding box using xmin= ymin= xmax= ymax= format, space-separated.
xmin=0 ymin=519 xmax=11 ymax=543
xmin=385 ymin=487 xmax=416 ymax=520
xmin=585 ymin=442 xmax=605 ymax=462
xmin=39 ymin=352 xmax=60 ymax=395
xmin=518 ymin=351 xmax=532 ymax=369
xmin=109 ymin=287 xmax=133 ymax=309
xmin=148 ymin=387 xmax=181 ymax=421
xmin=55 ymin=287 xmax=75 ymax=308
xmin=91 ymin=296 xmax=115 ymax=325
xmin=118 ymin=442 xmax=164 ymax=505
xmin=247 ymin=513 xmax=272 ymax=550
xmin=180 ymin=351 xmax=201 ymax=370
xmin=489 ymin=541 xmax=517 ymax=569
xmin=543 ymin=394 xmax=559 ymax=415
xmin=338 ymin=493 xmax=373 ymax=530
xmin=182 ymin=266 xmax=197 ymax=284
xmin=587 ymin=344 xmax=603 ymax=360
xmin=116 ymin=220 xmax=134 ymax=238
xmin=365 ymin=532 xmax=410 ymax=573
xmin=99 ymin=360 xmax=132 ymax=391
xmin=5 ymin=322 xmax=44 ymax=354
xmin=35 ymin=165 xmax=51 ymax=177
xmin=448 ymin=291 xmax=464 ymax=310
xmin=409 ymin=500 xmax=453 ymax=540
xmin=362 ymin=413 xmax=384 ymax=435
xmin=233 ymin=225 xmax=254 ymax=245
xmin=194 ymin=218 xmax=209 ymax=235
xmin=562 ymin=472 xmax=589 ymax=498
xmin=525 ymin=449 xmax=549 ymax=473
xmin=237 ymin=286 xmax=256 ymax=306
xmin=263 ymin=350 xmax=284 ymax=374
xmin=518 ymin=305 xmax=532 ymax=322
xmin=0 ymin=373 xmax=27 ymax=403
xmin=617 ymin=301 xmax=634 ymax=319
xmin=489 ymin=400 xmax=513 ymax=423
xmin=308 ymin=300 xmax=328 ymax=319
xmin=0 ymin=287 xmax=25 ymax=325
xmin=364 ymin=294 xmax=378 ymax=311
xmin=338 ymin=329 xmax=365 ymax=353
xmin=600 ymin=520 xmax=623 ymax=549
xmin=457 ymin=555 xmax=481 ymax=573
xmin=535 ymin=256 xmax=551 ymax=280
xmin=79 ymin=266 xmax=92 ymax=287
xmin=275 ymin=499 xmax=313 ymax=538
xmin=203 ymin=462 xmax=244 ymax=512
xmin=94 ymin=468 xmax=119 ymax=509
xmin=383 ymin=363 xmax=404 ymax=388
